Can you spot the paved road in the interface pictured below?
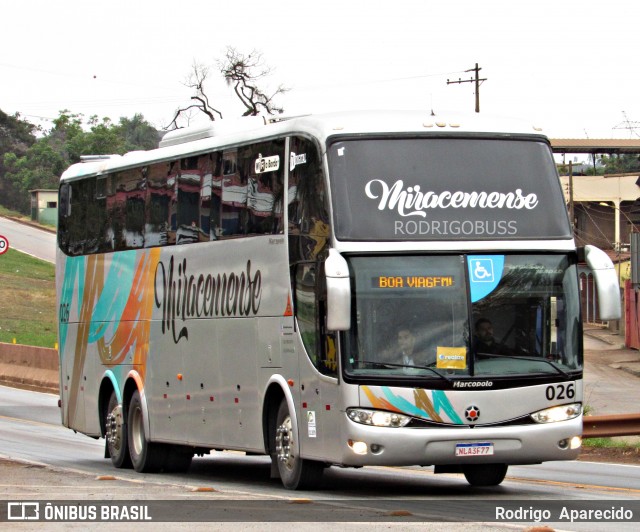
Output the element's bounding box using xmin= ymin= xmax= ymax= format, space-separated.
xmin=0 ymin=217 xmax=56 ymax=263
xmin=583 ymin=333 xmax=640 ymax=416
xmin=1 ymin=386 xmax=639 ymax=531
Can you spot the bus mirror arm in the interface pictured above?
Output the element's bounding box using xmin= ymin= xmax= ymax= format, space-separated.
xmin=583 ymin=245 xmax=622 ymax=320
xmin=325 ymin=249 xmax=351 ymax=331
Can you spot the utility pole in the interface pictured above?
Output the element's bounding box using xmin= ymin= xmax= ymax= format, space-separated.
xmin=447 ymin=63 xmax=487 ymax=112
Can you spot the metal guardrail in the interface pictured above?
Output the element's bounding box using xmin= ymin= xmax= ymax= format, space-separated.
xmin=583 ymin=414 xmax=640 ymax=438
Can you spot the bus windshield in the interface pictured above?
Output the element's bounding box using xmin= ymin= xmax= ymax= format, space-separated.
xmin=328 ymin=137 xmax=572 ymax=241
xmin=343 ymin=254 xmax=582 ymax=380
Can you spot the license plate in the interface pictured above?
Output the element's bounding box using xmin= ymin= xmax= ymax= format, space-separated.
xmin=455 ymin=442 xmax=494 ymax=456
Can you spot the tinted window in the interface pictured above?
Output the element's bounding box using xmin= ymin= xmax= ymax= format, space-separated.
xmin=288 ymin=136 xmax=330 ymax=262
xmin=328 ymin=138 xmax=571 ymax=241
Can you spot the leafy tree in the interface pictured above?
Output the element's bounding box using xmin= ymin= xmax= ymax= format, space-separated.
xmin=1 ymin=110 xmax=159 ymax=214
xmin=117 ymin=114 xmax=161 ymax=152
xmin=0 ymin=110 xmax=37 ymax=211
xmin=597 ymin=154 xmax=640 ymax=175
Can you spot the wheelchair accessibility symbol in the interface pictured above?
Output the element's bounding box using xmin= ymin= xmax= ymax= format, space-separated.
xmin=470 ymin=259 xmax=494 ymax=283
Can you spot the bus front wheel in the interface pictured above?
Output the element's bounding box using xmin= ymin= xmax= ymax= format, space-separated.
xmin=105 ymin=390 xmax=132 ymax=469
xmin=274 ymin=399 xmax=323 ymax=490
xmin=463 ymin=463 xmax=508 ymax=486
xmin=127 ymin=390 xmax=167 ymax=473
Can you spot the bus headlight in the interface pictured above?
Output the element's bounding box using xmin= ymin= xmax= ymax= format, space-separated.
xmin=347 ymin=408 xmax=411 ymax=427
xmin=530 ymin=403 xmax=582 ymax=423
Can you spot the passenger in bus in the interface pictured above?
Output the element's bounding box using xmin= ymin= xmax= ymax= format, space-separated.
xmin=474 ymin=318 xmax=510 ymax=356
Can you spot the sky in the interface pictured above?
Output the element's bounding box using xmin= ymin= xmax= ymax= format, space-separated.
xmin=2 ymin=0 xmax=640 ymax=141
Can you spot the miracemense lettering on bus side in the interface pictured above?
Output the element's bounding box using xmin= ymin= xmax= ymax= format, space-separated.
xmin=154 ymin=256 xmax=262 ymax=344
xmin=364 ymin=179 xmax=539 ymax=217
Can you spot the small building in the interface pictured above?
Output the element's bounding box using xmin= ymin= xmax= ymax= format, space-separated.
xmin=29 ymin=189 xmax=58 ymax=227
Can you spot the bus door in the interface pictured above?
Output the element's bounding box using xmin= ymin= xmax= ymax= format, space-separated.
xmin=294 ymin=262 xmax=339 ymax=458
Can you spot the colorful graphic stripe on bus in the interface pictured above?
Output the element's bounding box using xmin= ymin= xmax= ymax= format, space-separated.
xmin=362 ymin=386 xmax=463 ymax=424
xmin=60 ymin=249 xmax=161 ymax=383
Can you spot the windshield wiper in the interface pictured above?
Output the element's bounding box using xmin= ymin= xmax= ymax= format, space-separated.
xmin=476 ymin=353 xmax=570 ymax=378
xmin=357 ymin=360 xmax=453 ymax=383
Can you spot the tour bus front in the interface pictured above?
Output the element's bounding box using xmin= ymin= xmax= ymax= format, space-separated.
xmin=319 ymin=132 xmax=620 ymax=485
xmin=334 ymin=252 xmax=584 ymax=475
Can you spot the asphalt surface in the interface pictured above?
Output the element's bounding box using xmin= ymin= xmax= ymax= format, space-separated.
xmin=583 ymin=325 xmax=640 ymax=420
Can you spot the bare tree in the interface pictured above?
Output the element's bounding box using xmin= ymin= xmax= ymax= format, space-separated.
xmin=166 ymin=48 xmax=289 ymax=130
xmin=219 ymin=47 xmax=289 ymax=117
xmin=166 ymin=62 xmax=224 ymax=130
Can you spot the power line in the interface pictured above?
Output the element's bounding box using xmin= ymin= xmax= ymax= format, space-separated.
xmin=613 ymin=111 xmax=640 ymax=138
xmin=447 ymin=63 xmax=487 ymax=113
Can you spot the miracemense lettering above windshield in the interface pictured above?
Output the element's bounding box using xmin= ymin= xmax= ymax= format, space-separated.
xmin=364 ymin=180 xmax=539 ymax=216
xmin=328 ymin=138 xmax=572 ymax=241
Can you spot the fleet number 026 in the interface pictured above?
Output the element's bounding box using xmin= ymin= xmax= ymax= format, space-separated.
xmin=545 ymin=382 xmax=575 ymax=401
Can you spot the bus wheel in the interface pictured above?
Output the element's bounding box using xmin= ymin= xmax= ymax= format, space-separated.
xmin=463 ymin=463 xmax=508 ymax=486
xmin=274 ymin=399 xmax=323 ymax=490
xmin=127 ymin=390 xmax=167 ymax=473
xmin=105 ymin=390 xmax=132 ymax=469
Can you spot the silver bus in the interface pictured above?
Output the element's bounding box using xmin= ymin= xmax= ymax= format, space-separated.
xmin=56 ymin=110 xmax=621 ymax=489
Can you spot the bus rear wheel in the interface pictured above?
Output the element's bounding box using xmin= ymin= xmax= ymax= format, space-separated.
xmin=105 ymin=390 xmax=132 ymax=469
xmin=463 ymin=463 xmax=508 ymax=486
xmin=274 ymin=399 xmax=323 ymax=490
xmin=127 ymin=390 xmax=167 ymax=473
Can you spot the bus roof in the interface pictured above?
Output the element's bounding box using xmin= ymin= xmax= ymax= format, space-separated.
xmin=59 ymin=110 xmax=548 ymax=182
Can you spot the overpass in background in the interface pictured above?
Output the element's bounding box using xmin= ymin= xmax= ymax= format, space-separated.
xmin=550 ymin=138 xmax=640 ymax=155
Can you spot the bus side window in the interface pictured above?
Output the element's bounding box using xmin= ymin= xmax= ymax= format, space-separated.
xmin=246 ymin=139 xmax=285 ymax=235
xmin=58 ymin=183 xmax=71 ymax=254
xmin=90 ymin=177 xmax=107 ymax=254
xmin=220 ymin=149 xmax=246 ymax=237
xmin=176 ymin=156 xmax=202 ymax=245
xmin=145 ymin=162 xmax=173 ymax=248
xmin=66 ymin=177 xmax=94 ymax=255
xmin=107 ymin=169 xmax=145 ymax=251
xmin=294 ymin=262 xmax=338 ymax=378
xmin=288 ymin=136 xmax=329 ymax=263
xmin=209 ymin=152 xmax=223 ymax=239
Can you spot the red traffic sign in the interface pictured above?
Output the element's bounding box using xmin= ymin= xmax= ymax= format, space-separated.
xmin=0 ymin=234 xmax=9 ymax=255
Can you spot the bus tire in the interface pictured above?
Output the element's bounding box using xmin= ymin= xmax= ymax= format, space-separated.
xmin=127 ymin=390 xmax=167 ymax=473
xmin=463 ymin=463 xmax=508 ymax=486
xmin=105 ymin=390 xmax=132 ymax=469
xmin=274 ymin=399 xmax=323 ymax=490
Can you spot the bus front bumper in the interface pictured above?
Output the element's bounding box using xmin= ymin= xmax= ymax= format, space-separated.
xmin=336 ymin=415 xmax=582 ymax=467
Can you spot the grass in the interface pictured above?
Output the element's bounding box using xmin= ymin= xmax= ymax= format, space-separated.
xmin=0 ymin=205 xmax=56 ymax=229
xmin=582 ymin=437 xmax=640 ymax=449
xmin=0 ymin=248 xmax=57 ymax=348
xmin=0 ymin=205 xmax=29 ymax=220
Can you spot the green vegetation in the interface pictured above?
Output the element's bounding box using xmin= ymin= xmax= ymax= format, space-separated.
xmin=1 ymin=111 xmax=160 ymax=214
xmin=583 ymin=437 xmax=640 ymax=449
xmin=0 ymin=205 xmax=33 ymax=221
xmin=0 ymin=248 xmax=57 ymax=348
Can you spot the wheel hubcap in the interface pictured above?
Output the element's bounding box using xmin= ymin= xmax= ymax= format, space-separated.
xmin=106 ymin=404 xmax=123 ymax=452
xmin=276 ymin=415 xmax=294 ymax=469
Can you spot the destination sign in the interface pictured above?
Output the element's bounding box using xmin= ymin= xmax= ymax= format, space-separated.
xmin=373 ymin=276 xmax=455 ymax=289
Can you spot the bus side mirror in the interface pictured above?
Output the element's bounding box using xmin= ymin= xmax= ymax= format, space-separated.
xmin=325 ymin=249 xmax=351 ymax=330
xmin=583 ymin=245 xmax=622 ymax=320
